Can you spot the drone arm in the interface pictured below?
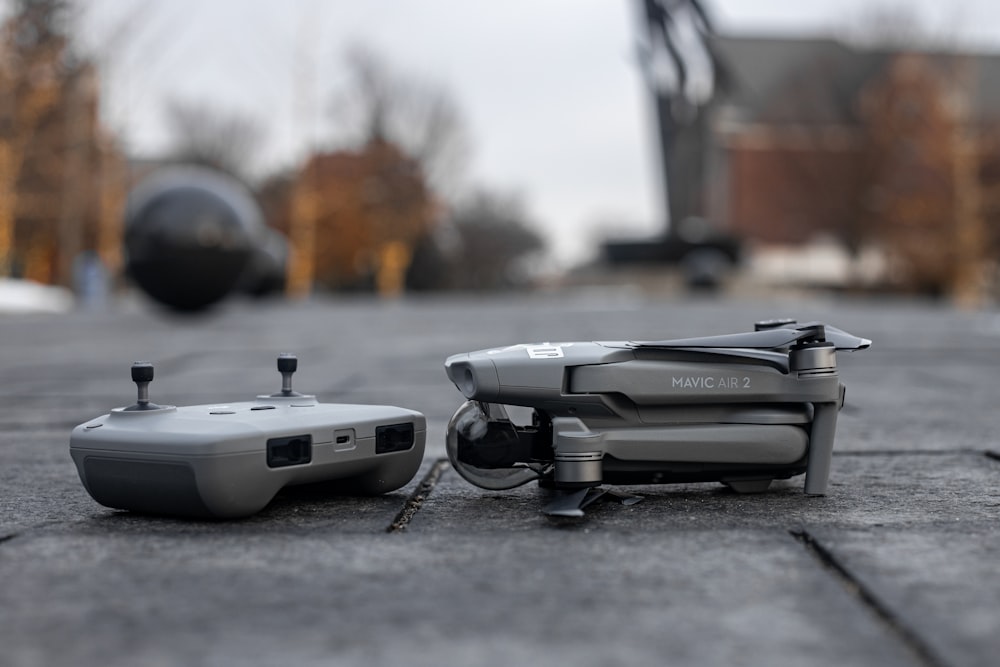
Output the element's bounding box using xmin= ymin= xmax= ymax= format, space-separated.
xmin=802 ymin=385 xmax=844 ymax=495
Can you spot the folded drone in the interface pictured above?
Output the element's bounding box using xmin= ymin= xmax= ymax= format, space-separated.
xmin=444 ymin=319 xmax=871 ymax=516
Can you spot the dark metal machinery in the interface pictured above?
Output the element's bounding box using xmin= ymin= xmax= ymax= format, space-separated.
xmin=124 ymin=166 xmax=285 ymax=311
xmin=603 ymin=0 xmax=740 ymax=288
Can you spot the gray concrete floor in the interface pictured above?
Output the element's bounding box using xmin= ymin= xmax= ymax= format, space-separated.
xmin=2 ymin=292 xmax=999 ymax=666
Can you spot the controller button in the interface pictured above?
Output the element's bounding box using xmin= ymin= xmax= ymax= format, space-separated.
xmin=376 ymin=423 xmax=415 ymax=454
xmin=277 ymin=353 xmax=297 ymax=372
xmin=124 ymin=361 xmax=163 ymax=411
xmin=267 ymin=434 xmax=312 ymax=468
xmin=272 ymin=353 xmax=304 ymax=397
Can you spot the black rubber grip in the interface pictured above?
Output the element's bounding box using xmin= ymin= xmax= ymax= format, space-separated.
xmin=277 ymin=354 xmax=297 ymax=373
xmin=131 ymin=362 xmax=154 ymax=383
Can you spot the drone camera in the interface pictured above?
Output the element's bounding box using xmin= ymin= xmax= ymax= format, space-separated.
xmin=445 ymin=357 xmax=499 ymax=401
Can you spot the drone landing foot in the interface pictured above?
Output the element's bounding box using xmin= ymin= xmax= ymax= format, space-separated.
xmin=543 ymin=487 xmax=643 ymax=517
xmin=722 ymin=479 xmax=772 ymax=494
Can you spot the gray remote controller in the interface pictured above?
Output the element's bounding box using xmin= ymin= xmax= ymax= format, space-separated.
xmin=70 ymin=354 xmax=426 ymax=519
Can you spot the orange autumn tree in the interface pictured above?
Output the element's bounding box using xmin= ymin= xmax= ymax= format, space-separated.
xmin=859 ymin=53 xmax=986 ymax=297
xmin=286 ymin=138 xmax=437 ymax=295
xmin=0 ymin=0 xmax=121 ymax=287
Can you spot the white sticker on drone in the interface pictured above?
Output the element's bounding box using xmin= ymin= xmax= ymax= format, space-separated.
xmin=487 ymin=343 xmax=571 ymax=359
xmin=526 ymin=345 xmax=565 ymax=359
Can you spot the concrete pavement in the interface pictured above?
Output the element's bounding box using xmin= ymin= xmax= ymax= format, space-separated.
xmin=1 ymin=292 xmax=998 ymax=666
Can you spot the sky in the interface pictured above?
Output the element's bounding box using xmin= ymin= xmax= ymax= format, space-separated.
xmin=74 ymin=0 xmax=1000 ymax=267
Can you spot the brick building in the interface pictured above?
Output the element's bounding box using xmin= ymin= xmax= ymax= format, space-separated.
xmin=702 ymin=36 xmax=1000 ymax=294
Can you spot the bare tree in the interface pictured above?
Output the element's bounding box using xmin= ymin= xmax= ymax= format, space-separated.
xmin=841 ymin=5 xmax=930 ymax=49
xmin=163 ymin=99 xmax=265 ymax=182
xmin=329 ymin=45 xmax=470 ymax=196
xmin=443 ymin=189 xmax=545 ymax=290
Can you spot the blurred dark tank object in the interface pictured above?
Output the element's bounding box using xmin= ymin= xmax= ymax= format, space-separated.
xmin=124 ymin=167 xmax=286 ymax=311
xmin=602 ymin=217 xmax=741 ymax=289
xmin=239 ymin=228 xmax=288 ymax=297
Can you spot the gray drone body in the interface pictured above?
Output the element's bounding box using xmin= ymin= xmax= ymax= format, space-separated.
xmin=70 ymin=355 xmax=425 ymax=519
xmin=444 ymin=320 xmax=870 ymax=513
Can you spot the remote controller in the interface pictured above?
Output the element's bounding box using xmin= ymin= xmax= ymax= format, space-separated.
xmin=70 ymin=354 xmax=426 ymax=519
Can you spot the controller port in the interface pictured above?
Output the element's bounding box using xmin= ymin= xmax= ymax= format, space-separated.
xmin=334 ymin=429 xmax=355 ymax=451
xmin=376 ymin=423 xmax=415 ymax=454
xmin=267 ymin=434 xmax=312 ymax=468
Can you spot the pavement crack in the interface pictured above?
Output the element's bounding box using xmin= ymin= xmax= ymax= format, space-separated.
xmin=0 ymin=533 xmax=19 ymax=546
xmin=386 ymin=458 xmax=449 ymax=533
xmin=790 ymin=529 xmax=948 ymax=667
xmin=834 ymin=449 xmax=975 ymax=457
xmin=985 ymin=451 xmax=1000 ymax=463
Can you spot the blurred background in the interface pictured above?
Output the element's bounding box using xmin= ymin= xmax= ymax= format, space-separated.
xmin=1 ymin=0 xmax=1000 ymax=313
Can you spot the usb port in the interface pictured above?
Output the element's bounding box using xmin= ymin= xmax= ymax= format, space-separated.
xmin=333 ymin=429 xmax=355 ymax=451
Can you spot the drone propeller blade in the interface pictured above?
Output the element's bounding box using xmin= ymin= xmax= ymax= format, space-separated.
xmin=634 ymin=322 xmax=872 ymax=351
xmin=633 ymin=327 xmax=809 ymax=350
xmin=822 ymin=325 xmax=872 ymax=351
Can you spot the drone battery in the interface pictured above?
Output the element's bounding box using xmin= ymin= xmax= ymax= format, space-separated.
xmin=555 ymin=423 xmax=809 ymax=465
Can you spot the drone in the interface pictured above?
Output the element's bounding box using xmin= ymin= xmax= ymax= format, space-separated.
xmin=443 ymin=319 xmax=871 ymax=517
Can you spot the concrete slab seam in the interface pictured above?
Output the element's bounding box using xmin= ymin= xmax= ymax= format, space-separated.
xmin=834 ymin=449 xmax=980 ymax=457
xmin=789 ymin=529 xmax=949 ymax=667
xmin=0 ymin=421 xmax=82 ymax=431
xmin=386 ymin=458 xmax=450 ymax=533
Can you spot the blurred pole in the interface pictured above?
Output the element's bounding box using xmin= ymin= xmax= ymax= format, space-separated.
xmin=287 ymin=172 xmax=317 ymax=298
xmin=0 ymin=40 xmax=14 ymax=276
xmin=0 ymin=141 xmax=14 ymax=276
xmin=376 ymin=240 xmax=411 ymax=298
xmin=286 ymin=3 xmax=322 ymax=299
xmin=56 ymin=69 xmax=91 ymax=289
xmin=97 ymin=136 xmax=124 ymax=277
xmin=951 ymin=58 xmax=985 ymax=308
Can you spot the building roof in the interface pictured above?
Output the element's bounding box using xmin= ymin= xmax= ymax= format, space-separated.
xmin=712 ymin=35 xmax=1000 ymax=125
